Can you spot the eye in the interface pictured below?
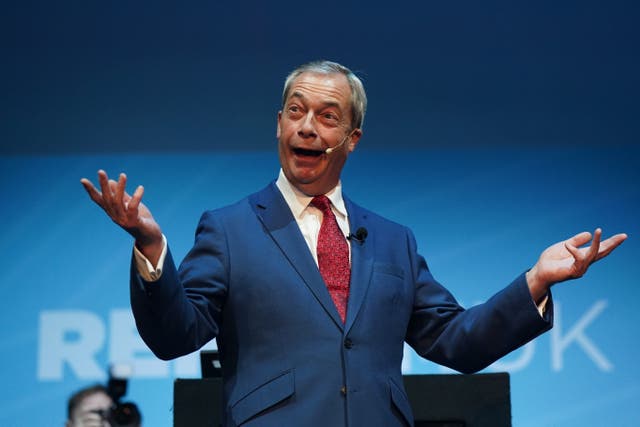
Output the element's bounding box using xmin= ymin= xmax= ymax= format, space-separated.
xmin=286 ymin=104 xmax=303 ymax=118
xmin=319 ymin=111 xmax=340 ymax=125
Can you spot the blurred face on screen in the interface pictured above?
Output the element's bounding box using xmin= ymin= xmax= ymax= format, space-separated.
xmin=277 ymin=72 xmax=361 ymax=196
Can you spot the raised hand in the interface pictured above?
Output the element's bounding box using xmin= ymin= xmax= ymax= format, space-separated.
xmin=81 ymin=170 xmax=163 ymax=264
xmin=526 ymin=228 xmax=627 ymax=302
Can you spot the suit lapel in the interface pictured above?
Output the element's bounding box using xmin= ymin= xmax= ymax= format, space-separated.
xmin=344 ymin=197 xmax=374 ymax=334
xmin=250 ymin=183 xmax=345 ymax=329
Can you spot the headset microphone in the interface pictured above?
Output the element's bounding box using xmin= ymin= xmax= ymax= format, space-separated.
xmin=325 ymin=131 xmax=354 ymax=154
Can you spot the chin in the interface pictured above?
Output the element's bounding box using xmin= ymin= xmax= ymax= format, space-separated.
xmin=288 ymin=164 xmax=321 ymax=182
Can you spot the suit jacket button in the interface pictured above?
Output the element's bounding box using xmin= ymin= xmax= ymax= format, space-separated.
xmin=340 ymin=386 xmax=347 ymax=396
xmin=344 ymin=338 xmax=353 ymax=349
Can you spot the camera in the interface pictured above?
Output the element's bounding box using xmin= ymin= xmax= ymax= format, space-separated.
xmin=100 ymin=365 xmax=142 ymax=427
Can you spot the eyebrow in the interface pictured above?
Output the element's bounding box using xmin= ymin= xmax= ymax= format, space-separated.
xmin=289 ymin=91 xmax=341 ymax=110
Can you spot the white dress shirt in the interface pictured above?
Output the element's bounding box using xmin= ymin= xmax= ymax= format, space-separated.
xmin=274 ymin=169 xmax=351 ymax=264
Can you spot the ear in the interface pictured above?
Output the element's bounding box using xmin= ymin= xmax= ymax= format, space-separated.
xmin=347 ymin=128 xmax=362 ymax=152
xmin=276 ymin=111 xmax=282 ymax=138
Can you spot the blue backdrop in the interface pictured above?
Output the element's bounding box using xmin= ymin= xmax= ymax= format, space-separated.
xmin=1 ymin=1 xmax=638 ymax=426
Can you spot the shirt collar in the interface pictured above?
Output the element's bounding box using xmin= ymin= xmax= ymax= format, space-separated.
xmin=275 ymin=169 xmax=348 ymax=219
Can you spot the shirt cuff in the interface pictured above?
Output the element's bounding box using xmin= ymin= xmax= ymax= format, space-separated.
xmin=536 ymin=294 xmax=549 ymax=317
xmin=133 ymin=234 xmax=168 ymax=282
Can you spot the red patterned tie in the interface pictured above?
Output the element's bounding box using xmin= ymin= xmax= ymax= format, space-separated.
xmin=311 ymin=195 xmax=350 ymax=323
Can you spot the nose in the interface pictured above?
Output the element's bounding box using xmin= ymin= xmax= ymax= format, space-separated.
xmin=297 ymin=112 xmax=317 ymax=139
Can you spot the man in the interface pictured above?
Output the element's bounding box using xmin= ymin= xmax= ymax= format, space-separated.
xmin=66 ymin=383 xmax=142 ymax=427
xmin=81 ymin=60 xmax=626 ymax=426
xmin=65 ymin=384 xmax=113 ymax=427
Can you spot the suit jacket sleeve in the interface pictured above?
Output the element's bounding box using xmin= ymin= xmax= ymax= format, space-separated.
xmin=130 ymin=210 xmax=228 ymax=360
xmin=403 ymin=227 xmax=553 ymax=373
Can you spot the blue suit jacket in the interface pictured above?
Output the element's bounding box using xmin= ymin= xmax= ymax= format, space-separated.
xmin=131 ymin=182 xmax=552 ymax=427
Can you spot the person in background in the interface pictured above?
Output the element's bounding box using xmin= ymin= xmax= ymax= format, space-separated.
xmin=65 ymin=383 xmax=141 ymax=427
xmin=65 ymin=384 xmax=113 ymax=427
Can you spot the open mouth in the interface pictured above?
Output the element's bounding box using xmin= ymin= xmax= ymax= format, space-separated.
xmin=293 ymin=147 xmax=324 ymax=157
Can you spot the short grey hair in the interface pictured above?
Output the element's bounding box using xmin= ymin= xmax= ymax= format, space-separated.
xmin=281 ymin=60 xmax=367 ymax=130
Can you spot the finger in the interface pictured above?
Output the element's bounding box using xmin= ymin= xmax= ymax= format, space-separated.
xmin=566 ymin=231 xmax=592 ymax=248
xmin=115 ymin=172 xmax=127 ymax=207
xmin=127 ymin=185 xmax=144 ymax=216
xmin=596 ymin=233 xmax=628 ymax=261
xmin=97 ymin=170 xmax=113 ymax=206
xmin=585 ymin=228 xmax=602 ymax=263
xmin=564 ymin=241 xmax=589 ymax=277
xmin=108 ymin=179 xmax=124 ymax=217
xmin=80 ymin=178 xmax=105 ymax=208
xmin=564 ymin=241 xmax=582 ymax=261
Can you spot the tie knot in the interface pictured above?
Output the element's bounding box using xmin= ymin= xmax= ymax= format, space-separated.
xmin=311 ymin=195 xmax=332 ymax=214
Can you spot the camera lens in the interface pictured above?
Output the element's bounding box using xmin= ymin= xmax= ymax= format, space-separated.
xmin=106 ymin=402 xmax=141 ymax=427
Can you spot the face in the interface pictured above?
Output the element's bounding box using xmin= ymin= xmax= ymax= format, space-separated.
xmin=67 ymin=391 xmax=113 ymax=427
xmin=277 ymin=72 xmax=362 ymax=196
